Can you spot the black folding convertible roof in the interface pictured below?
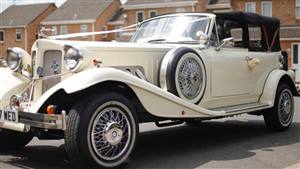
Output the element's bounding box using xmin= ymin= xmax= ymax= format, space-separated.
xmin=215 ymin=12 xmax=281 ymax=51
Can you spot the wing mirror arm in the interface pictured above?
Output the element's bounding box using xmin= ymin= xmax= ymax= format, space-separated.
xmin=215 ymin=37 xmax=234 ymax=51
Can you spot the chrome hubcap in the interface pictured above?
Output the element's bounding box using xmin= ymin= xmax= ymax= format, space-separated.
xmin=104 ymin=122 xmax=123 ymax=146
xmin=278 ymin=90 xmax=293 ymax=126
xmin=177 ymin=57 xmax=203 ymax=99
xmin=91 ymin=106 xmax=130 ymax=161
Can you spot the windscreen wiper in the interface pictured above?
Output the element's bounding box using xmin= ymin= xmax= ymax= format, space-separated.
xmin=147 ymin=38 xmax=167 ymax=43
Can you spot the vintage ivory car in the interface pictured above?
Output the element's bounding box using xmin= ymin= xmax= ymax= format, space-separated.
xmin=0 ymin=12 xmax=299 ymax=168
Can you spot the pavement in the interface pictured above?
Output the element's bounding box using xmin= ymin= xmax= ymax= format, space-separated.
xmin=0 ymin=98 xmax=300 ymax=169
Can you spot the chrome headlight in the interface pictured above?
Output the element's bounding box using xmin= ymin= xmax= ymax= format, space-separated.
xmin=63 ymin=45 xmax=83 ymax=71
xmin=6 ymin=48 xmax=22 ymax=72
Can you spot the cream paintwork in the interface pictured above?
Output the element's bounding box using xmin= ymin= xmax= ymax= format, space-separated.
xmin=260 ymin=69 xmax=295 ymax=106
xmin=0 ymin=68 xmax=30 ymax=109
xmin=29 ymin=68 xmax=225 ymax=118
xmin=0 ymin=13 xmax=297 ymax=133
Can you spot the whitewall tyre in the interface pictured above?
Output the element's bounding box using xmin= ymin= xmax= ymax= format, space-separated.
xmin=65 ymin=92 xmax=138 ymax=168
xmin=263 ymin=83 xmax=294 ymax=131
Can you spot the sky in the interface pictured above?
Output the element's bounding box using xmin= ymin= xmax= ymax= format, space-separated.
xmin=0 ymin=0 xmax=127 ymax=13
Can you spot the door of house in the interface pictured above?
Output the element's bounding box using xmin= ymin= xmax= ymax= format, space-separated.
xmin=292 ymin=43 xmax=300 ymax=83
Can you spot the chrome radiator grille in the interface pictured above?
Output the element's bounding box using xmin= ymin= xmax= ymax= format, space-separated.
xmin=42 ymin=50 xmax=62 ymax=93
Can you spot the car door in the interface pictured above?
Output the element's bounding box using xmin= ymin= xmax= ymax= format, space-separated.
xmin=207 ymin=20 xmax=272 ymax=104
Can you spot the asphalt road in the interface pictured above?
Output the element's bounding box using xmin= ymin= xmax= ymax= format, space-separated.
xmin=0 ymin=99 xmax=300 ymax=169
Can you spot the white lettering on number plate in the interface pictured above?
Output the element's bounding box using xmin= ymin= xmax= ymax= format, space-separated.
xmin=0 ymin=110 xmax=18 ymax=123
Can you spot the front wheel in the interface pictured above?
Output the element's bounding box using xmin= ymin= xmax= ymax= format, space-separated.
xmin=65 ymin=92 xmax=138 ymax=168
xmin=263 ymin=83 xmax=294 ymax=131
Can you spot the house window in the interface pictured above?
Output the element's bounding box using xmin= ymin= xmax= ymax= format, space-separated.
xmin=16 ymin=29 xmax=21 ymax=41
xmin=136 ymin=11 xmax=144 ymax=23
xmin=102 ymin=26 xmax=108 ymax=38
xmin=0 ymin=30 xmax=4 ymax=42
xmin=149 ymin=10 xmax=157 ymax=18
xmin=261 ymin=1 xmax=272 ymax=17
xmin=245 ymin=2 xmax=256 ymax=13
xmin=51 ymin=26 xmax=57 ymax=36
xmin=60 ymin=25 xmax=68 ymax=35
xmin=115 ymin=26 xmax=122 ymax=39
xmin=293 ymin=44 xmax=299 ymax=64
xmin=80 ymin=24 xmax=88 ymax=33
xmin=297 ymin=0 xmax=300 ymax=19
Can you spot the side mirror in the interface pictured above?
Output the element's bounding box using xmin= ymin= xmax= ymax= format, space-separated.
xmin=215 ymin=37 xmax=235 ymax=51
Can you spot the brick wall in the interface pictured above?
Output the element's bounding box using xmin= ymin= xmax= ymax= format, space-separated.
xmin=0 ymin=28 xmax=25 ymax=58
xmin=27 ymin=4 xmax=56 ymax=53
xmin=0 ymin=4 xmax=56 ymax=58
xmin=95 ymin=0 xmax=121 ymax=41
xmin=232 ymin=0 xmax=300 ymax=26
xmin=43 ymin=0 xmax=120 ymax=41
xmin=124 ymin=6 xmax=195 ymax=26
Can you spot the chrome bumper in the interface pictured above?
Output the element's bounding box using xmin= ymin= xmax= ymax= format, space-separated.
xmin=18 ymin=111 xmax=67 ymax=130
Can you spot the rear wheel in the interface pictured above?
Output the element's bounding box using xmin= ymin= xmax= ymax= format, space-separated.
xmin=65 ymin=92 xmax=138 ymax=168
xmin=263 ymin=83 xmax=294 ymax=131
xmin=0 ymin=129 xmax=33 ymax=150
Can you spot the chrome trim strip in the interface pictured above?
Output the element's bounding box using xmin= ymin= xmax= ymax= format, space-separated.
xmin=18 ymin=111 xmax=67 ymax=130
xmin=210 ymin=103 xmax=270 ymax=114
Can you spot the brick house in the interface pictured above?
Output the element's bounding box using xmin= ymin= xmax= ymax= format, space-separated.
xmin=116 ymin=0 xmax=198 ymax=41
xmin=41 ymin=0 xmax=121 ymax=41
xmin=203 ymin=0 xmax=300 ymax=67
xmin=0 ymin=3 xmax=56 ymax=58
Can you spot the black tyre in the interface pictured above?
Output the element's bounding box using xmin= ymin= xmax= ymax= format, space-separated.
xmin=65 ymin=92 xmax=139 ymax=168
xmin=263 ymin=83 xmax=294 ymax=131
xmin=0 ymin=129 xmax=33 ymax=150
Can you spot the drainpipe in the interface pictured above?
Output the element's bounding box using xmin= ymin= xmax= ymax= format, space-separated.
xmin=92 ymin=22 xmax=95 ymax=41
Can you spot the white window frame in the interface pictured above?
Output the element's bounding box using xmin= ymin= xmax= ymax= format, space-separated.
xmin=80 ymin=24 xmax=88 ymax=33
xmin=245 ymin=2 xmax=256 ymax=13
xmin=102 ymin=26 xmax=108 ymax=38
xmin=148 ymin=10 xmax=158 ymax=18
xmin=51 ymin=26 xmax=57 ymax=36
xmin=115 ymin=26 xmax=122 ymax=39
xmin=136 ymin=11 xmax=144 ymax=23
xmin=60 ymin=25 xmax=68 ymax=35
xmin=15 ymin=29 xmax=21 ymax=41
xmin=296 ymin=0 xmax=300 ymax=19
xmin=261 ymin=1 xmax=272 ymax=17
xmin=0 ymin=30 xmax=5 ymax=43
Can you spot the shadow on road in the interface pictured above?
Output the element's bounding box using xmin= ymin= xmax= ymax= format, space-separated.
xmin=1 ymin=120 xmax=300 ymax=169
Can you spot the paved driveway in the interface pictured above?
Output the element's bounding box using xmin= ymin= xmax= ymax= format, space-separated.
xmin=0 ymin=98 xmax=299 ymax=169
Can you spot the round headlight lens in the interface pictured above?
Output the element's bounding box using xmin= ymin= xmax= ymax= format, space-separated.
xmin=64 ymin=45 xmax=83 ymax=71
xmin=6 ymin=48 xmax=22 ymax=72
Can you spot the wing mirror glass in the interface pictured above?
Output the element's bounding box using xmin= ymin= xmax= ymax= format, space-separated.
xmin=216 ymin=37 xmax=235 ymax=51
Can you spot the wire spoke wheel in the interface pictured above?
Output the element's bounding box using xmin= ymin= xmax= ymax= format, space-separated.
xmin=177 ymin=57 xmax=203 ymax=99
xmin=91 ymin=106 xmax=131 ymax=161
xmin=278 ymin=89 xmax=293 ymax=126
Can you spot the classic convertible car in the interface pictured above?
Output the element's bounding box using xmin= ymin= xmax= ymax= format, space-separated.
xmin=0 ymin=12 xmax=299 ymax=168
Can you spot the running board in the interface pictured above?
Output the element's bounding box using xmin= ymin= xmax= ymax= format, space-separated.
xmin=209 ymin=103 xmax=271 ymax=114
